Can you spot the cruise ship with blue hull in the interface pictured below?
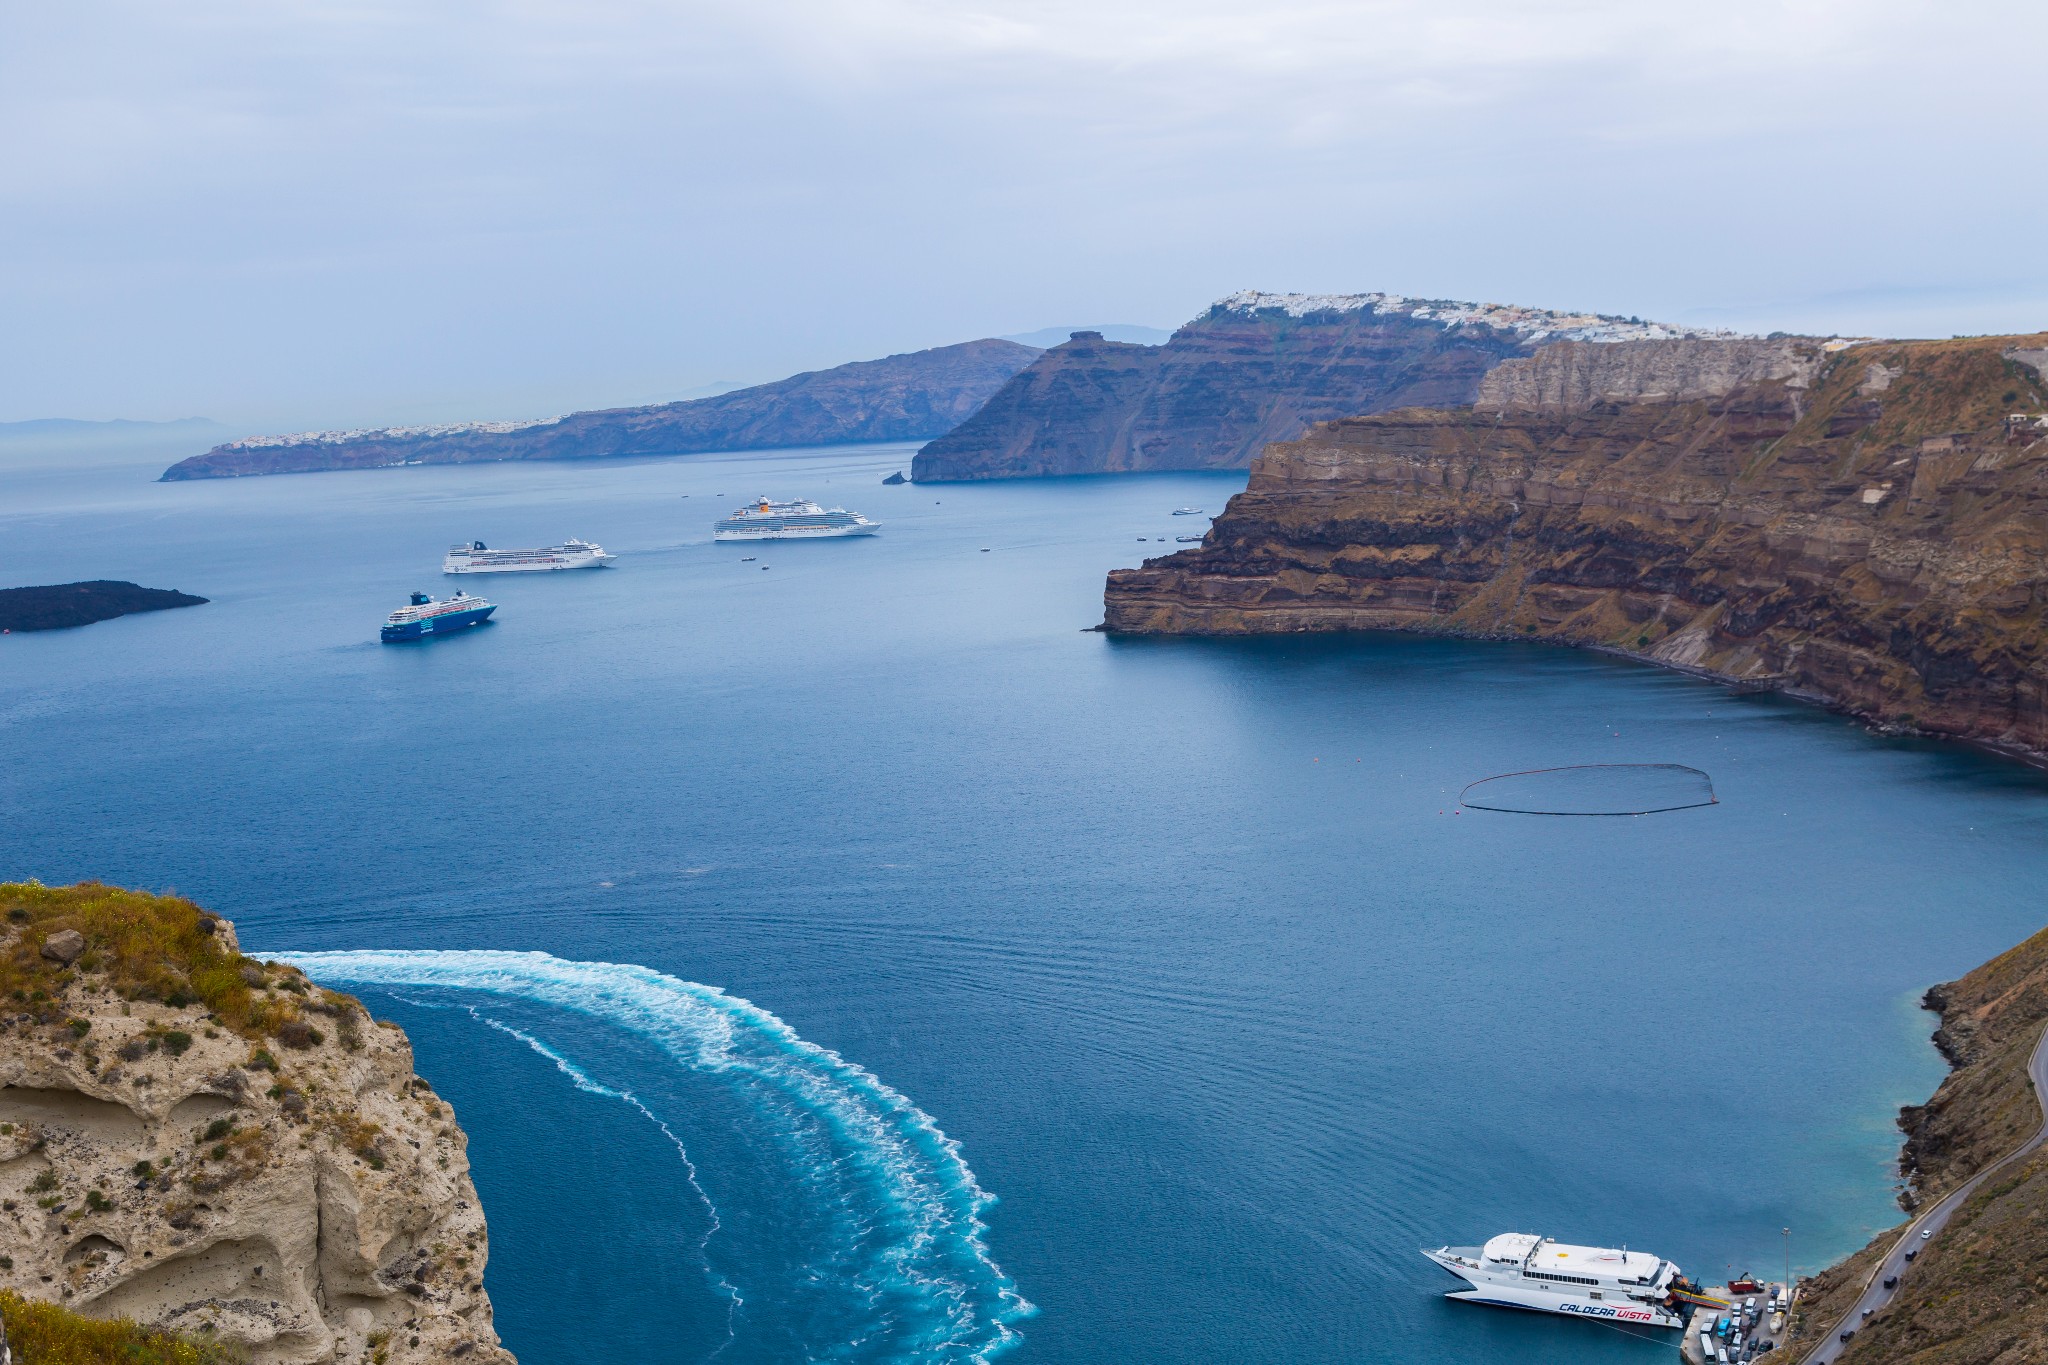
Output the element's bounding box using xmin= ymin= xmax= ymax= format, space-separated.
xmin=381 ymin=590 xmax=495 ymax=642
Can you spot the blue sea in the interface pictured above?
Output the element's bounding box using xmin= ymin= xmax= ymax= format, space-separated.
xmin=7 ymin=430 xmax=2048 ymax=1365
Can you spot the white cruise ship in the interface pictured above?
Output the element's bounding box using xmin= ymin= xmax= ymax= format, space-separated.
xmin=443 ymin=539 xmax=614 ymax=573
xmin=713 ymin=497 xmax=879 ymax=541
xmin=1424 ymin=1233 xmax=1695 ymax=1329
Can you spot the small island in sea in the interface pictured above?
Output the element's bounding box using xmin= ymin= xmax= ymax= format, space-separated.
xmin=0 ymin=580 xmax=208 ymax=632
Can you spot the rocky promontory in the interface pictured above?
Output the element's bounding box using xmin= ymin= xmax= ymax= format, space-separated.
xmin=0 ymin=582 xmax=207 ymax=633
xmin=160 ymin=339 xmax=1041 ymax=480
xmin=1104 ymin=332 xmax=2048 ymax=761
xmin=0 ymin=882 xmax=511 ymax=1365
xmin=912 ymin=291 xmax=1737 ymax=481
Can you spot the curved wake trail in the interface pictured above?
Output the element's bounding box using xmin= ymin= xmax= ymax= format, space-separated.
xmin=278 ymin=949 xmax=1032 ymax=1364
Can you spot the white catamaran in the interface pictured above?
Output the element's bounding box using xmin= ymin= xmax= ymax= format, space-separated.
xmin=1424 ymin=1233 xmax=1702 ymax=1329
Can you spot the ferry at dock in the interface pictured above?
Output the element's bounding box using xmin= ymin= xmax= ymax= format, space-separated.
xmin=1424 ymin=1233 xmax=1703 ymax=1330
xmin=443 ymin=539 xmax=613 ymax=573
xmin=713 ymin=497 xmax=878 ymax=541
xmin=381 ymin=590 xmax=495 ymax=642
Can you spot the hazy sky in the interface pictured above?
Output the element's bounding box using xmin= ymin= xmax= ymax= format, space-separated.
xmin=5 ymin=0 xmax=2044 ymax=427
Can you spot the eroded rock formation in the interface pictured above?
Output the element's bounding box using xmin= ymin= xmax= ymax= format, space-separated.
xmin=1104 ymin=332 xmax=2048 ymax=759
xmin=0 ymin=883 xmax=510 ymax=1364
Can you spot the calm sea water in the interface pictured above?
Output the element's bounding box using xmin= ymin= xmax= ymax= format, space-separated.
xmin=7 ymin=432 xmax=2048 ymax=1365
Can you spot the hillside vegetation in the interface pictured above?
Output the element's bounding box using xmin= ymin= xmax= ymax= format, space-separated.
xmin=0 ymin=1289 xmax=244 ymax=1365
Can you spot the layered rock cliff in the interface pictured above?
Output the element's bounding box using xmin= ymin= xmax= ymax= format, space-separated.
xmin=1103 ymin=332 xmax=2048 ymax=760
xmin=911 ymin=290 xmax=1736 ymax=481
xmin=0 ymin=882 xmax=510 ymax=1365
xmin=161 ymin=339 xmax=1041 ymax=480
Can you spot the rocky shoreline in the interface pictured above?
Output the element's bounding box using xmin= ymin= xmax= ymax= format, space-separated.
xmin=1781 ymin=924 xmax=2048 ymax=1363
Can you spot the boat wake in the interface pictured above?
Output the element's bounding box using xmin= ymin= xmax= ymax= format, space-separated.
xmin=277 ymin=949 xmax=1032 ymax=1363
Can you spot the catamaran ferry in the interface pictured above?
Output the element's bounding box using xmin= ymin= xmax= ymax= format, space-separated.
xmin=443 ymin=539 xmax=613 ymax=573
xmin=1424 ymin=1233 xmax=1705 ymax=1329
xmin=713 ymin=497 xmax=878 ymax=541
xmin=381 ymin=590 xmax=495 ymax=642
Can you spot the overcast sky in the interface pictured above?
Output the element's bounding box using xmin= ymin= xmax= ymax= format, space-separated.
xmin=4 ymin=0 xmax=2044 ymax=427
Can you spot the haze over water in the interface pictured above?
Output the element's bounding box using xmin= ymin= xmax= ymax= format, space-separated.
xmin=7 ymin=433 xmax=2048 ymax=1364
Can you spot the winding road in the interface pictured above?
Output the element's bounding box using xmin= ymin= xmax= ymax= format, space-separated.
xmin=1799 ymin=1018 xmax=2048 ymax=1365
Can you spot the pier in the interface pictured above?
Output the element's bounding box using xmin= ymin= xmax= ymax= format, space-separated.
xmin=1679 ymin=1282 xmax=1791 ymax=1363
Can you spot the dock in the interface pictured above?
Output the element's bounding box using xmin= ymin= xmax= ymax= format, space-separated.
xmin=1679 ymin=1283 xmax=1792 ymax=1363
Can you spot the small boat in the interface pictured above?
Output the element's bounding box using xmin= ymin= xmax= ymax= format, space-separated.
xmin=741 ymin=557 xmax=757 ymax=562
xmin=381 ymin=590 xmax=494 ymax=642
xmin=1175 ymin=535 xmax=1203 ymax=543
xmin=1172 ymin=507 xmax=1204 ymax=515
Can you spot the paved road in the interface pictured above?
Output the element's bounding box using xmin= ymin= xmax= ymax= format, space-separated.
xmin=1800 ymin=1018 xmax=2048 ymax=1365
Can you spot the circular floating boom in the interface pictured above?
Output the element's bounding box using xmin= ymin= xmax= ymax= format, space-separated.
xmin=1458 ymin=763 xmax=1718 ymax=816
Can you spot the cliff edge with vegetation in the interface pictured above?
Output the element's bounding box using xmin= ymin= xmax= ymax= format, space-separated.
xmin=1782 ymin=923 xmax=2048 ymax=1364
xmin=0 ymin=883 xmax=509 ymax=1365
xmin=1104 ymin=332 xmax=2048 ymax=761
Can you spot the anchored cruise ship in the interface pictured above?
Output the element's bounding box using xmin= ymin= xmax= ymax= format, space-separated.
xmin=1424 ymin=1233 xmax=1706 ymax=1329
xmin=381 ymin=590 xmax=495 ymax=642
xmin=713 ymin=497 xmax=878 ymax=541
xmin=443 ymin=539 xmax=613 ymax=573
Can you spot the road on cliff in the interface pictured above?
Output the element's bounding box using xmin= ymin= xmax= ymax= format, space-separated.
xmin=1800 ymin=1019 xmax=2048 ymax=1365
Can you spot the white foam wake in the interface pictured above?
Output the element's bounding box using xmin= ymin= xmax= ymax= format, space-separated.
xmin=276 ymin=949 xmax=1031 ymax=1363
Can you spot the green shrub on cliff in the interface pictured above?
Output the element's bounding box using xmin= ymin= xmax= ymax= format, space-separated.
xmin=0 ymin=881 xmax=313 ymax=1044
xmin=0 ymin=1288 xmax=247 ymax=1364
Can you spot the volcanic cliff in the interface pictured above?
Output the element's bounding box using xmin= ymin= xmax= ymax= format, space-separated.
xmin=0 ymin=882 xmax=511 ymax=1365
xmin=161 ymin=338 xmax=1040 ymax=480
xmin=911 ymin=290 xmax=1734 ymax=481
xmin=1103 ymin=332 xmax=2048 ymax=760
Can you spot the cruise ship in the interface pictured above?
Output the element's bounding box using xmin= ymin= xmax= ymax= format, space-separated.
xmin=1424 ymin=1233 xmax=1700 ymax=1329
xmin=443 ymin=539 xmax=613 ymax=573
xmin=713 ymin=497 xmax=879 ymax=541
xmin=381 ymin=590 xmax=495 ymax=642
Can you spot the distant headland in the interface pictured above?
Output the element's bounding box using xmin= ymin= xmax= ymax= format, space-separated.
xmin=0 ymin=581 xmax=208 ymax=633
xmin=158 ymin=340 xmax=1041 ymax=481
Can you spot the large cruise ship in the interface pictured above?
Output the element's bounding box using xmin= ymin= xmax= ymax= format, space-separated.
xmin=443 ymin=539 xmax=613 ymax=573
xmin=1424 ymin=1233 xmax=1702 ymax=1329
xmin=381 ymin=590 xmax=495 ymax=642
xmin=713 ymin=497 xmax=878 ymax=541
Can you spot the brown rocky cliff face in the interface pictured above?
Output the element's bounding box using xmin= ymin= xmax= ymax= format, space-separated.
xmin=1104 ymin=333 xmax=2048 ymax=760
xmin=912 ymin=301 xmax=1535 ymax=481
